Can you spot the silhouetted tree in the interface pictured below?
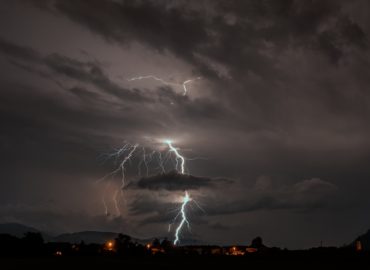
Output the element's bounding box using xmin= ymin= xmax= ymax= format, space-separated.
xmin=115 ymin=234 xmax=134 ymax=256
xmin=161 ymin=238 xmax=173 ymax=252
xmin=152 ymin=238 xmax=161 ymax=248
xmin=251 ymin=236 xmax=263 ymax=248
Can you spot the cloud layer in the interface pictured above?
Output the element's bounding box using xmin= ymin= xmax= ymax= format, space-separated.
xmin=128 ymin=171 xmax=233 ymax=191
xmin=0 ymin=0 xmax=370 ymax=248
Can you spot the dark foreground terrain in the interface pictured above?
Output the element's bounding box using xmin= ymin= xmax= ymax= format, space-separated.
xmin=1 ymin=252 xmax=370 ymax=270
xmin=1 ymin=231 xmax=370 ymax=269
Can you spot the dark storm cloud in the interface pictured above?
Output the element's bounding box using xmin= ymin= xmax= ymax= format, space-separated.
xmin=28 ymin=0 xmax=370 ymax=148
xmin=128 ymin=171 xmax=233 ymax=191
xmin=214 ymin=0 xmax=367 ymax=64
xmin=1 ymin=0 xmax=370 ymax=248
xmin=0 ymin=37 xmax=41 ymax=62
xmin=34 ymin=0 xmax=367 ymax=73
xmin=69 ymin=86 xmax=101 ymax=100
xmin=128 ymin=195 xmax=207 ymax=227
xmin=205 ymin=178 xmax=338 ymax=216
xmin=44 ymin=0 xmax=208 ymax=58
xmin=0 ymin=37 xmax=231 ymax=177
xmin=45 ymin=54 xmax=149 ymax=101
xmin=0 ymin=36 xmax=230 ymax=126
xmin=128 ymin=196 xmax=170 ymax=216
xmin=0 ymin=37 xmax=147 ymax=102
xmin=209 ymin=222 xmax=231 ymax=231
xmin=155 ymin=86 xmax=228 ymax=120
xmin=128 ymin=177 xmax=338 ymax=223
xmin=0 ymin=39 xmax=150 ymax=176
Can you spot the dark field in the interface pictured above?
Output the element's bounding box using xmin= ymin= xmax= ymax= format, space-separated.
xmin=1 ymin=253 xmax=370 ymax=270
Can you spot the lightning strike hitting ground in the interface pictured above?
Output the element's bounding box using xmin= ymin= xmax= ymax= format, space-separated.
xmin=127 ymin=75 xmax=201 ymax=95
xmin=169 ymin=189 xmax=204 ymax=245
xmin=163 ymin=140 xmax=194 ymax=245
xmin=174 ymin=191 xmax=191 ymax=245
xmin=98 ymin=139 xmax=204 ymax=243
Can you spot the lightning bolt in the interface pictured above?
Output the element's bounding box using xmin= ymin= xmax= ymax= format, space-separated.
xmin=127 ymin=75 xmax=201 ymax=96
xmin=163 ymin=140 xmax=192 ymax=245
xmin=117 ymin=144 xmax=139 ymax=189
xmin=174 ymin=191 xmax=191 ymax=245
xmin=99 ymin=143 xmax=139 ymax=188
xmin=157 ymin=151 xmax=166 ymax=173
xmin=182 ymin=78 xmax=201 ymax=96
xmin=113 ymin=189 xmax=121 ymax=216
xmin=98 ymin=139 xmax=204 ymax=244
xmin=97 ymin=143 xmax=138 ymax=216
xmin=98 ymin=141 xmax=180 ymax=216
xmin=165 ymin=140 xmax=185 ymax=174
xmin=102 ymin=182 xmax=111 ymax=216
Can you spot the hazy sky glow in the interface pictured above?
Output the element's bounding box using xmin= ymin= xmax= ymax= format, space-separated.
xmin=1 ymin=0 xmax=370 ymax=249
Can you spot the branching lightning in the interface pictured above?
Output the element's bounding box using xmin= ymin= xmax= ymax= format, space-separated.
xmin=165 ymin=140 xmax=185 ymax=174
xmin=127 ymin=75 xmax=201 ymax=96
xmin=163 ymin=140 xmax=199 ymax=245
xmin=169 ymin=187 xmax=204 ymax=245
xmin=98 ymin=143 xmax=138 ymax=187
xmin=113 ymin=189 xmax=121 ymax=216
xmin=181 ymin=78 xmax=201 ymax=96
xmin=98 ymin=141 xmax=187 ymax=217
xmin=174 ymin=191 xmax=191 ymax=245
xmin=98 ymin=139 xmax=204 ymax=244
xmin=97 ymin=143 xmax=138 ymax=217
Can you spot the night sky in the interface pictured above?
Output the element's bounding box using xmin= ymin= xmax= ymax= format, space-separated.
xmin=1 ymin=0 xmax=370 ymax=249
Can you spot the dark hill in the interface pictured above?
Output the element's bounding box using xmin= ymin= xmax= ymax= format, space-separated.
xmin=52 ymin=231 xmax=119 ymax=244
xmin=0 ymin=223 xmax=39 ymax=237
